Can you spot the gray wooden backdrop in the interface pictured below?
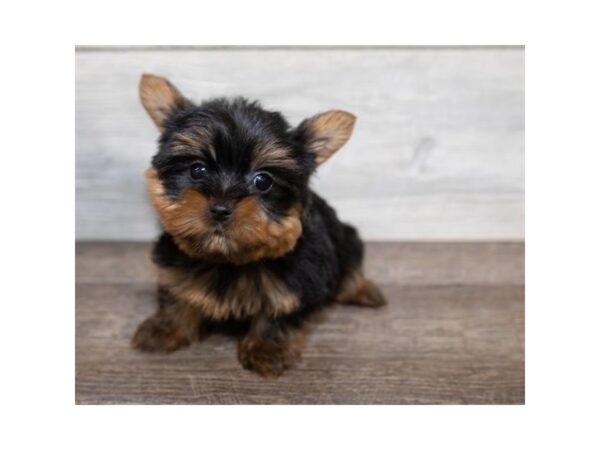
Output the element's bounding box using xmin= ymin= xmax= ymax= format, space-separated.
xmin=75 ymin=46 xmax=524 ymax=241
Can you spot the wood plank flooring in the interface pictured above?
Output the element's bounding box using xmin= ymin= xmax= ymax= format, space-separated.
xmin=75 ymin=242 xmax=524 ymax=404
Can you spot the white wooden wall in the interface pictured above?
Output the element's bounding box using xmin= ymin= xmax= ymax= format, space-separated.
xmin=75 ymin=46 xmax=524 ymax=241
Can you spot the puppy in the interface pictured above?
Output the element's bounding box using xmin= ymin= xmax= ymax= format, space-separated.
xmin=132 ymin=74 xmax=385 ymax=377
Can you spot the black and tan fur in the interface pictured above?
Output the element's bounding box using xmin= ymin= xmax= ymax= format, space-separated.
xmin=132 ymin=74 xmax=385 ymax=377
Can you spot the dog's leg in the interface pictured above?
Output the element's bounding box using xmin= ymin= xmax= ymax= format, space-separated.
xmin=238 ymin=315 xmax=305 ymax=377
xmin=131 ymin=287 xmax=201 ymax=353
xmin=335 ymin=270 xmax=386 ymax=307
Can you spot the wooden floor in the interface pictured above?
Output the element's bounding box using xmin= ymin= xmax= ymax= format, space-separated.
xmin=75 ymin=242 xmax=524 ymax=404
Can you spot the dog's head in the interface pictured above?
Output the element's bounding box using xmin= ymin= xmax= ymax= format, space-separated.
xmin=140 ymin=74 xmax=355 ymax=264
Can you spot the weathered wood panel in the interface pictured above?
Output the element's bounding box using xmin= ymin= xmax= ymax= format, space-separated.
xmin=75 ymin=241 xmax=524 ymax=404
xmin=75 ymin=47 xmax=524 ymax=240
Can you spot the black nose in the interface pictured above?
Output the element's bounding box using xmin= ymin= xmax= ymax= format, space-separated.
xmin=209 ymin=204 xmax=232 ymax=222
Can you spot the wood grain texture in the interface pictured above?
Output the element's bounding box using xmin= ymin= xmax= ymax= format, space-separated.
xmin=75 ymin=241 xmax=524 ymax=404
xmin=75 ymin=46 xmax=524 ymax=241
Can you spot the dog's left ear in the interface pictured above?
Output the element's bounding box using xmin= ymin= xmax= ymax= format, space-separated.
xmin=296 ymin=110 xmax=356 ymax=166
xmin=139 ymin=74 xmax=190 ymax=131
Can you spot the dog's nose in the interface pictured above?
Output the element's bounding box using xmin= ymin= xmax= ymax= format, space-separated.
xmin=209 ymin=204 xmax=233 ymax=222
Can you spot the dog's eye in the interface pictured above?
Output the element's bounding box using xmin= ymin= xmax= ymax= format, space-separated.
xmin=253 ymin=173 xmax=273 ymax=192
xmin=190 ymin=163 xmax=207 ymax=180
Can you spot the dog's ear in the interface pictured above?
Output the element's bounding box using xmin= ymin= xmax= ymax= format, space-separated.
xmin=296 ymin=110 xmax=356 ymax=166
xmin=139 ymin=74 xmax=190 ymax=131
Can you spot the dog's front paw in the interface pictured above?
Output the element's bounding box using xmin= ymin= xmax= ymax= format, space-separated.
xmin=238 ymin=334 xmax=304 ymax=378
xmin=131 ymin=315 xmax=191 ymax=353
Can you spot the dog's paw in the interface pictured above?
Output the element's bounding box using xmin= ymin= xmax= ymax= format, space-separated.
xmin=131 ymin=315 xmax=191 ymax=353
xmin=357 ymin=280 xmax=387 ymax=307
xmin=336 ymin=273 xmax=387 ymax=308
xmin=238 ymin=334 xmax=303 ymax=378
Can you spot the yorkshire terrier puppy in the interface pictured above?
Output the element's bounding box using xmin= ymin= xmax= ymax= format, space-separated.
xmin=132 ymin=74 xmax=385 ymax=377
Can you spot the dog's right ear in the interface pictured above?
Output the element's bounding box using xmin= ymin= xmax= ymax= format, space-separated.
xmin=139 ymin=74 xmax=190 ymax=131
